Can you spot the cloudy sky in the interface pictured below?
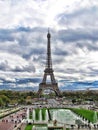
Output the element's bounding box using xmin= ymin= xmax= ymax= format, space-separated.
xmin=0 ymin=0 xmax=98 ymax=90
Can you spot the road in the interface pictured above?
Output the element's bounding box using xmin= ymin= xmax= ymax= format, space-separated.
xmin=48 ymin=98 xmax=60 ymax=107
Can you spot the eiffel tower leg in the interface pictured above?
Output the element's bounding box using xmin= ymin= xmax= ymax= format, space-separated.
xmin=53 ymin=84 xmax=61 ymax=97
xmin=37 ymin=89 xmax=42 ymax=98
xmin=56 ymin=89 xmax=61 ymax=97
xmin=38 ymin=83 xmax=44 ymax=98
xmin=37 ymin=91 xmax=41 ymax=98
xmin=42 ymin=73 xmax=47 ymax=83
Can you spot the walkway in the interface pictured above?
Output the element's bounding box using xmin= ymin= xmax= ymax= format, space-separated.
xmin=0 ymin=108 xmax=26 ymax=130
xmin=20 ymin=123 xmax=26 ymax=130
xmin=0 ymin=122 xmax=14 ymax=130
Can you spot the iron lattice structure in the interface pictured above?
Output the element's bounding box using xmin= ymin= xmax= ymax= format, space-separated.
xmin=38 ymin=31 xmax=61 ymax=97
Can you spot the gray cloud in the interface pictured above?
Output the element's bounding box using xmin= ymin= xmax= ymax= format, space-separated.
xmin=12 ymin=64 xmax=35 ymax=73
xmin=0 ymin=60 xmax=9 ymax=71
xmin=56 ymin=29 xmax=98 ymax=43
xmin=57 ymin=5 xmax=98 ymax=28
xmin=0 ymin=27 xmax=46 ymax=58
xmin=0 ymin=29 xmax=15 ymax=42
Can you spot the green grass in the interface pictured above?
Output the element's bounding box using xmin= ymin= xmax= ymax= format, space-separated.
xmin=34 ymin=108 xmax=47 ymax=121
xmin=35 ymin=108 xmax=40 ymax=120
xmin=49 ymin=108 xmax=98 ymax=123
xmin=25 ymin=124 xmax=47 ymax=130
xmin=29 ymin=111 xmax=32 ymax=119
xmin=25 ymin=124 xmax=33 ymax=130
xmin=71 ymin=108 xmax=98 ymax=123
xmin=66 ymin=128 xmax=70 ymax=130
xmin=42 ymin=108 xmax=46 ymax=120
xmin=28 ymin=108 xmax=47 ymax=121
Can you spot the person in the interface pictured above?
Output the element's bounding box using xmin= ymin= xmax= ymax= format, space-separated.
xmin=78 ymin=124 xmax=80 ymax=129
xmin=94 ymin=124 xmax=96 ymax=129
xmin=32 ymin=126 xmax=36 ymax=130
xmin=88 ymin=124 xmax=91 ymax=130
xmin=53 ymin=119 xmax=57 ymax=126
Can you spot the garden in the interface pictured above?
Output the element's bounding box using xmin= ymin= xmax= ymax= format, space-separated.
xmin=25 ymin=108 xmax=98 ymax=130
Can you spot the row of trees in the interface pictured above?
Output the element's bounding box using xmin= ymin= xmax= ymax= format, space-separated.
xmin=0 ymin=90 xmax=98 ymax=107
xmin=62 ymin=90 xmax=98 ymax=101
xmin=0 ymin=90 xmax=37 ymax=108
xmin=0 ymin=95 xmax=10 ymax=107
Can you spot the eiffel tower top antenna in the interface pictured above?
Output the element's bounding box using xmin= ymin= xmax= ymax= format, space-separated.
xmin=47 ymin=27 xmax=50 ymax=37
xmin=46 ymin=27 xmax=52 ymax=69
xmin=47 ymin=28 xmax=51 ymax=38
xmin=48 ymin=27 xmax=50 ymax=33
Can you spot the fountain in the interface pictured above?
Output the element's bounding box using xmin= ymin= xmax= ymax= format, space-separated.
xmin=63 ymin=124 xmax=66 ymax=130
xmin=27 ymin=108 xmax=29 ymax=120
xmin=51 ymin=109 xmax=79 ymax=124
xmin=93 ymin=111 xmax=98 ymax=123
xmin=32 ymin=109 xmax=35 ymax=121
xmin=32 ymin=109 xmax=49 ymax=122
xmin=26 ymin=108 xmax=84 ymax=130
xmin=32 ymin=125 xmax=36 ymax=130
xmin=34 ymin=126 xmax=47 ymax=130
xmin=45 ymin=109 xmax=49 ymax=122
xmin=53 ymin=110 xmax=57 ymax=120
xmin=39 ymin=109 xmax=42 ymax=122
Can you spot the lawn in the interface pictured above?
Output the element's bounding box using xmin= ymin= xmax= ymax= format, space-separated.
xmin=25 ymin=124 xmax=33 ymax=130
xmin=29 ymin=108 xmax=47 ymax=121
xmin=42 ymin=108 xmax=47 ymax=120
xmin=71 ymin=108 xmax=98 ymax=123
xmin=35 ymin=108 xmax=40 ymax=120
xmin=25 ymin=124 xmax=47 ymax=130
xmin=29 ymin=111 xmax=32 ymax=119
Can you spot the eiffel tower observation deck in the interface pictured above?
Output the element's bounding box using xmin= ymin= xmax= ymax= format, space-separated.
xmin=38 ymin=30 xmax=61 ymax=97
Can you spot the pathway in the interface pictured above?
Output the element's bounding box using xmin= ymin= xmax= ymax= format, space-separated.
xmin=20 ymin=123 xmax=26 ymax=130
xmin=0 ymin=122 xmax=15 ymax=130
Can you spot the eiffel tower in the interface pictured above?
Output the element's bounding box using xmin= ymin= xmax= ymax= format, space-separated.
xmin=38 ymin=30 xmax=61 ymax=97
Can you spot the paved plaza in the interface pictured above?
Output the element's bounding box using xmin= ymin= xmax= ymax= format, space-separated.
xmin=0 ymin=109 xmax=26 ymax=130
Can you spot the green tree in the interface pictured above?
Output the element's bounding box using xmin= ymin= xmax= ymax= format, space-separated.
xmin=0 ymin=95 xmax=10 ymax=107
xmin=18 ymin=98 xmax=26 ymax=105
xmin=0 ymin=98 xmax=4 ymax=107
xmin=72 ymin=99 xmax=76 ymax=104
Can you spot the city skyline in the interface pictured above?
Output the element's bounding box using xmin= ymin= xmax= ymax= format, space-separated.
xmin=0 ymin=0 xmax=98 ymax=90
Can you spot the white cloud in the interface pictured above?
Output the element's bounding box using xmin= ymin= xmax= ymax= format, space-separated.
xmin=0 ymin=52 xmax=28 ymax=69
xmin=0 ymin=0 xmax=97 ymax=29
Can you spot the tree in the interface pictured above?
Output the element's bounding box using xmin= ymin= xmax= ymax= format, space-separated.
xmin=26 ymin=96 xmax=32 ymax=104
xmin=0 ymin=98 xmax=4 ymax=107
xmin=72 ymin=99 xmax=76 ymax=104
xmin=0 ymin=95 xmax=10 ymax=107
xmin=18 ymin=98 xmax=26 ymax=105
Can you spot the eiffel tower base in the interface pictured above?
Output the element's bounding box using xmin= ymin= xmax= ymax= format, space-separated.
xmin=38 ymin=83 xmax=61 ymax=98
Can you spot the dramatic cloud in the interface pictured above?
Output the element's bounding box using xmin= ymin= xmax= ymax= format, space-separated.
xmin=0 ymin=0 xmax=98 ymax=90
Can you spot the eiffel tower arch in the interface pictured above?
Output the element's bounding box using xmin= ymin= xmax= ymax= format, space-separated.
xmin=37 ymin=30 xmax=61 ymax=97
